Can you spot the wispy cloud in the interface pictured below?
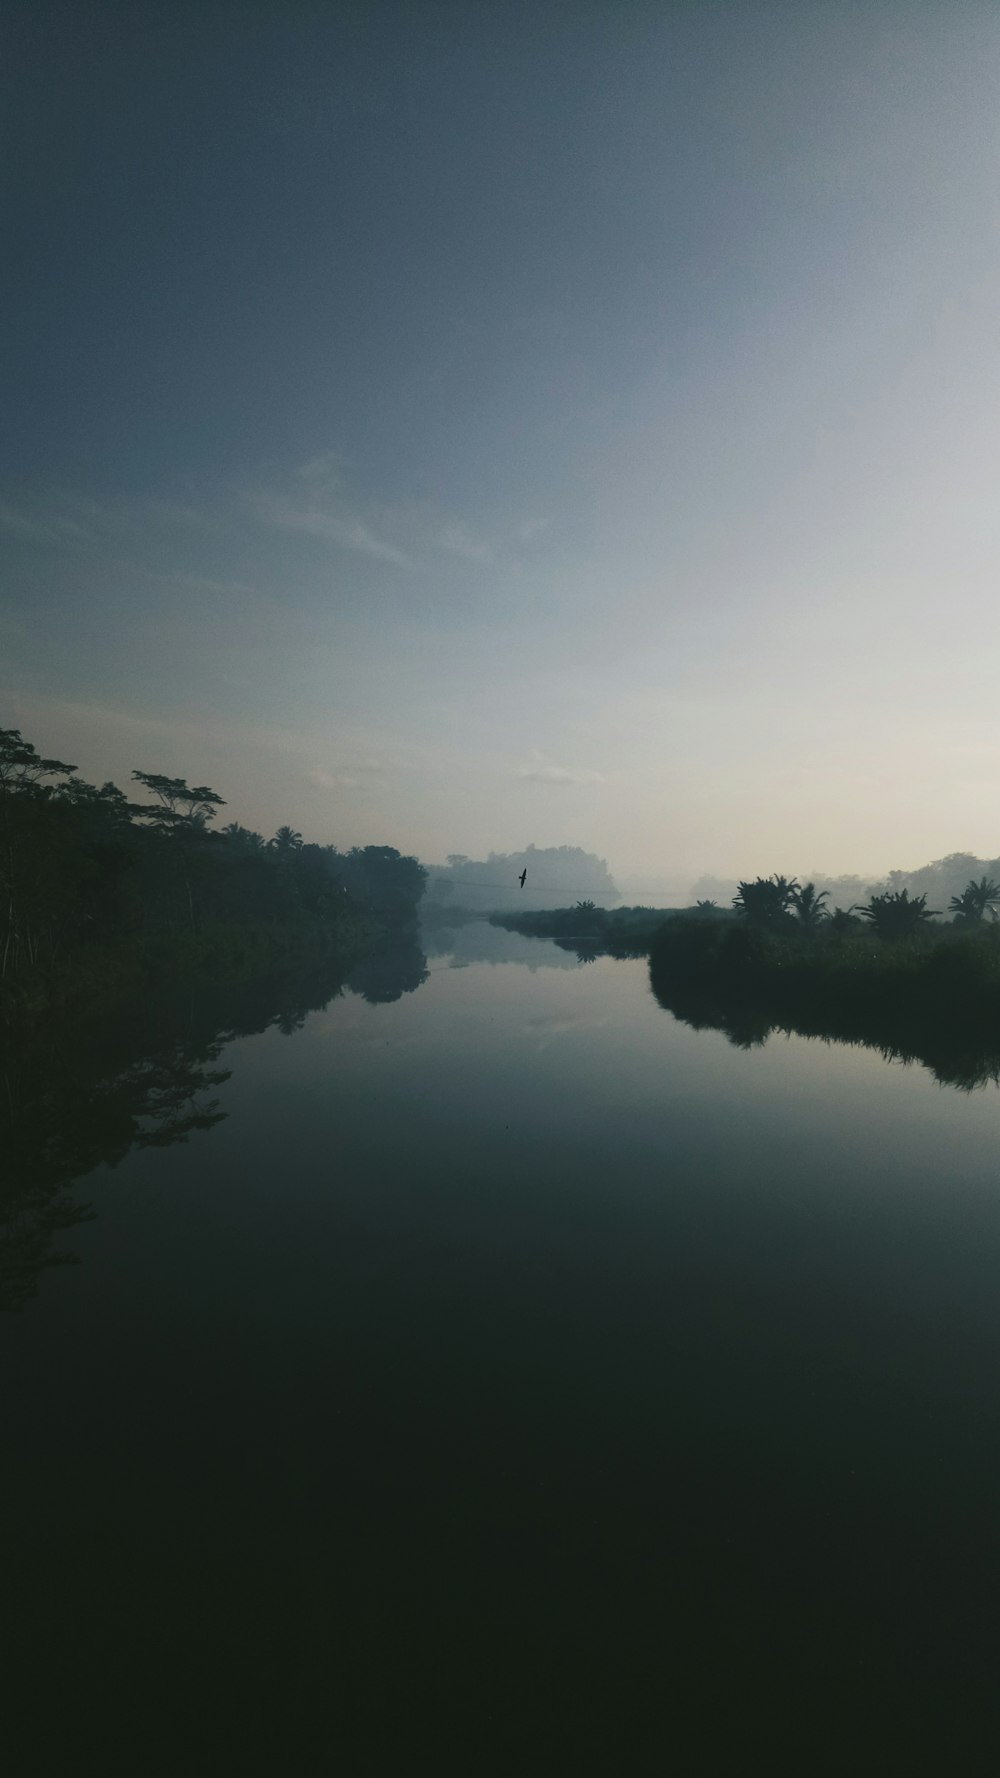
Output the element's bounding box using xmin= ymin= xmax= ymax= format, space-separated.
xmin=439 ymin=521 xmax=491 ymax=561
xmin=4 ymin=459 xmax=496 ymax=580
xmin=252 ymin=491 xmax=414 ymax=568
xmin=0 ymin=490 xmax=225 ymax=551
xmin=293 ymin=450 xmax=350 ymax=490
xmin=307 ymin=758 xmax=385 ymax=793
xmin=0 ymin=500 xmax=88 ymax=545
xmin=517 ymin=753 xmax=606 ymax=787
xmin=249 ymin=456 xmax=496 ymax=571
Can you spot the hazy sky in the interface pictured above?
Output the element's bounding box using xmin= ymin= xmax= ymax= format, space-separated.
xmin=4 ymin=2 xmax=1000 ymax=882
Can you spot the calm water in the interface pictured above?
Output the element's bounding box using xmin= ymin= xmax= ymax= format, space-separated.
xmin=6 ymin=924 xmax=1000 ymax=1772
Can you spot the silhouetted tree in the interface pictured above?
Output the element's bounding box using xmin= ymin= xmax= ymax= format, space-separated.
xmin=829 ymin=906 xmax=862 ymax=934
xmin=130 ymin=772 xmax=226 ymax=832
xmin=270 ymin=826 xmax=304 ymax=854
xmin=330 ymin=846 xmax=427 ymax=924
xmin=131 ymin=771 xmax=227 ymax=933
xmin=0 ymin=723 xmax=424 ymax=986
xmin=949 ymin=877 xmax=1000 ymax=925
xmin=789 ymin=882 xmax=831 ymax=930
xmin=221 ymin=822 xmax=266 ymax=851
xmin=857 ymin=889 xmax=939 ymax=939
xmin=732 ymin=876 xmax=800 ymax=930
xmin=0 ymin=727 xmax=76 ymax=795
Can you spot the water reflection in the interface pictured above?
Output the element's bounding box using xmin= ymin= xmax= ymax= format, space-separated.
xmin=649 ymin=962 xmax=1000 ymax=1090
xmin=422 ymin=919 xmax=585 ymax=970
xmin=0 ymin=951 xmax=362 ymax=1309
xmin=553 ymin=938 xmax=602 ymax=964
xmin=345 ymin=933 xmax=429 ymax=1002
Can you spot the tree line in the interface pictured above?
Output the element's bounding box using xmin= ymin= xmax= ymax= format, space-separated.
xmin=424 ymin=845 xmax=620 ymax=912
xmin=727 ymin=874 xmax=1000 ymax=938
xmin=0 ymin=725 xmax=426 ymax=986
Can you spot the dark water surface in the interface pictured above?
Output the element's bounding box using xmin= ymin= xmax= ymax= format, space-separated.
xmin=6 ymin=926 xmax=1000 ymax=1772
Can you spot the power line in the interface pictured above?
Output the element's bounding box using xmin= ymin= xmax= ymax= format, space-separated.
xmin=423 ymin=876 xmax=693 ymax=900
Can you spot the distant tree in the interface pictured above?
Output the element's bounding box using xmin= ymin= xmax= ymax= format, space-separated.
xmin=221 ymin=822 xmax=266 ymax=852
xmin=829 ymin=906 xmax=862 ymax=934
xmin=131 ymin=772 xmax=226 ymax=832
xmin=130 ymin=772 xmax=226 ymax=931
xmin=732 ymin=876 xmax=800 ymax=930
xmin=575 ymin=899 xmax=597 ymax=910
xmin=695 ymin=899 xmax=717 ymax=913
xmin=874 ymin=852 xmax=983 ymax=912
xmin=328 ymin=846 xmax=428 ymax=923
xmin=857 ymin=889 xmax=939 ymax=939
xmin=0 ymin=721 xmax=426 ymax=979
xmin=789 ymin=882 xmax=831 ymax=930
xmin=0 ymin=727 xmax=76 ymax=797
xmin=427 ymin=845 xmax=619 ymax=912
xmin=269 ymin=825 xmax=303 ymax=854
xmin=56 ymin=776 xmax=133 ymax=829
xmin=948 ymin=877 xmax=1000 ymax=925
xmin=1 ymin=730 xmax=83 ymax=974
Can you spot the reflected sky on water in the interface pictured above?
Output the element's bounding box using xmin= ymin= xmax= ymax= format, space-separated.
xmin=6 ymin=927 xmax=1000 ymax=1769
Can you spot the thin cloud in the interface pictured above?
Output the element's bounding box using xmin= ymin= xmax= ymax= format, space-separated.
xmin=293 ymin=450 xmax=350 ymax=490
xmin=517 ymin=756 xmax=606 ymax=787
xmin=251 ymin=457 xmax=495 ymax=569
xmin=517 ymin=515 xmax=553 ymax=543
xmin=0 ymin=500 xmax=88 ymax=544
xmin=253 ymin=492 xmax=413 ymax=568
xmin=307 ymin=758 xmax=387 ymax=792
xmin=439 ymin=522 xmax=491 ymax=561
xmin=308 ymin=769 xmax=362 ymax=791
xmin=0 ymin=491 xmax=225 ymax=549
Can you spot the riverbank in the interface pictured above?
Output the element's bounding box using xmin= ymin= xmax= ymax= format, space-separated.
xmin=489 ymin=908 xmax=1000 ymax=1084
xmin=491 ymin=902 xmax=1000 ymax=1002
xmin=647 ymin=917 xmax=1000 ymax=1088
xmin=489 ymin=904 xmax=692 ymax=955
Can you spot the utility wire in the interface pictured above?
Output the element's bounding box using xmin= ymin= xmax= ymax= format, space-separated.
xmin=424 ymin=877 xmax=692 ymax=900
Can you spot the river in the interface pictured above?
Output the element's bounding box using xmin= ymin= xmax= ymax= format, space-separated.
xmin=5 ymin=922 xmax=1000 ymax=1772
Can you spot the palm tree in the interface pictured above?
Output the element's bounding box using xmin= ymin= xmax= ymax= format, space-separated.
xmin=829 ymin=906 xmax=861 ymax=933
xmin=789 ymin=881 xmax=831 ymax=930
xmin=222 ymin=822 xmax=266 ymax=851
xmin=857 ymin=889 xmax=940 ymax=939
xmin=948 ymin=877 xmax=1000 ymax=924
xmin=269 ymin=825 xmax=303 ymax=854
xmin=732 ymin=875 xmax=800 ymax=929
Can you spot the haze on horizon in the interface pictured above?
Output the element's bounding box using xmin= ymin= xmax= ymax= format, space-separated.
xmin=3 ymin=2 xmax=1000 ymax=888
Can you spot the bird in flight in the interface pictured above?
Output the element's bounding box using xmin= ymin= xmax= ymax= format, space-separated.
xmin=519 ymin=868 xmax=527 ymax=888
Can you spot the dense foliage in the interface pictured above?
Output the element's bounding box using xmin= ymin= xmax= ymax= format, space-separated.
xmin=490 ymin=902 xmax=721 ymax=955
xmin=0 ymin=725 xmax=426 ymax=996
xmin=496 ymin=863 xmax=1000 ymax=1032
xmin=648 ymin=916 xmax=1000 ymax=1090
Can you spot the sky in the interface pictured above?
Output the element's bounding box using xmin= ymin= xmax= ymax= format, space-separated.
xmin=4 ymin=1 xmax=1000 ymax=886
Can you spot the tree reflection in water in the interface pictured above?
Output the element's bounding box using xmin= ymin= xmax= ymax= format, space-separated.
xmin=345 ymin=933 xmax=429 ymax=1002
xmin=0 ymin=934 xmax=428 ymax=1310
xmin=649 ymin=964 xmax=1000 ymax=1090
